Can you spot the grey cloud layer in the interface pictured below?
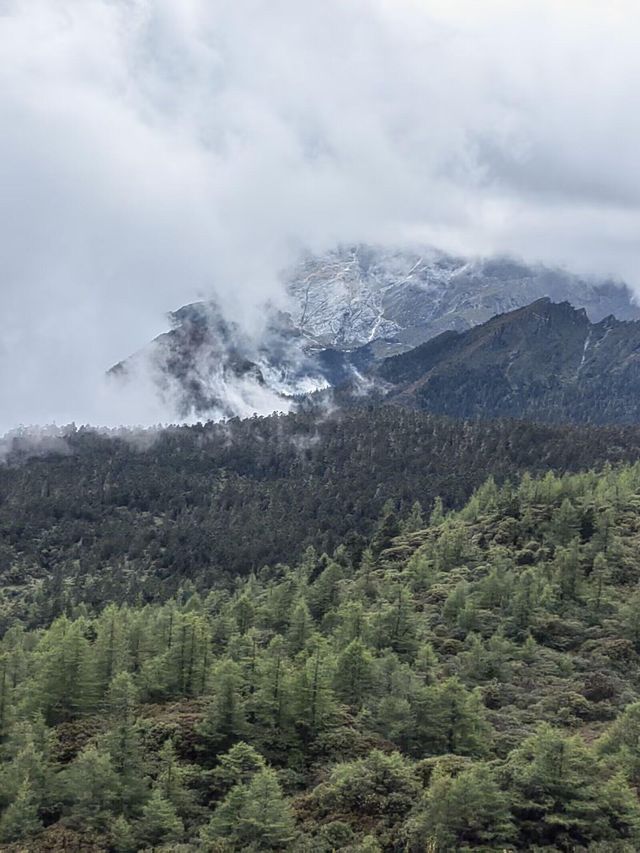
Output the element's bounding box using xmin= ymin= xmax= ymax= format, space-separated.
xmin=1 ymin=0 xmax=639 ymax=429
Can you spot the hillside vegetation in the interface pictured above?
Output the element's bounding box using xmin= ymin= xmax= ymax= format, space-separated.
xmin=4 ymin=408 xmax=640 ymax=629
xmin=4 ymin=464 xmax=640 ymax=849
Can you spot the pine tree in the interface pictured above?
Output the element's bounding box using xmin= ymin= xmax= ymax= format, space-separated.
xmin=0 ymin=654 xmax=12 ymax=741
xmin=372 ymin=585 xmax=417 ymax=656
xmin=402 ymin=500 xmax=424 ymax=533
xmin=621 ymin=591 xmax=640 ymax=649
xmin=201 ymin=767 xmax=295 ymax=850
xmin=62 ymin=745 xmax=119 ymax=829
xmin=506 ymin=724 xmax=640 ymax=849
xmin=430 ymin=496 xmax=445 ymax=526
xmin=165 ymin=612 xmax=209 ymax=696
xmin=156 ymin=739 xmax=194 ymax=814
xmin=410 ymin=762 xmax=514 ymax=850
xmin=335 ymin=599 xmax=368 ymax=646
xmin=232 ymin=593 xmax=256 ymax=635
xmin=0 ymin=718 xmax=57 ymax=813
xmin=293 ymin=639 xmax=336 ymax=739
xmin=414 ymin=642 xmax=438 ymax=685
xmin=371 ymin=504 xmax=401 ymax=558
xmin=598 ymin=702 xmax=640 ymax=783
xmin=103 ymin=673 xmax=148 ymax=815
xmin=198 ymin=659 xmax=248 ymax=758
xmin=554 ymin=538 xmax=583 ymax=601
xmin=287 ymin=597 xmax=314 ymax=654
xmin=94 ymin=605 xmax=130 ymax=697
xmin=252 ymin=637 xmax=295 ymax=745
xmin=236 ymin=767 xmax=296 ymax=849
xmin=589 ymin=551 xmax=610 ymax=612
xmin=415 ymin=678 xmax=490 ymax=757
xmin=547 ymin=498 xmax=580 ymax=547
xmin=33 ymin=616 xmax=96 ymax=722
xmin=0 ymin=780 xmax=42 ymax=843
xmin=334 ymin=639 xmax=373 ymax=708
xmin=373 ymin=695 xmax=416 ymax=753
xmin=138 ymin=787 xmax=184 ymax=847
xmin=213 ymin=741 xmax=266 ymax=794
xmin=110 ymin=815 xmax=136 ymax=853
xmin=308 ymin=561 xmax=344 ymax=619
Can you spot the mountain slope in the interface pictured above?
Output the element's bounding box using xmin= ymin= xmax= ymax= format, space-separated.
xmin=5 ymin=408 xmax=640 ymax=627
xmin=108 ymin=245 xmax=640 ymax=419
xmin=7 ymin=463 xmax=640 ymax=850
xmin=289 ymin=245 xmax=640 ymax=349
xmin=379 ymin=298 xmax=640 ymax=424
xmin=108 ymin=302 xmax=338 ymax=419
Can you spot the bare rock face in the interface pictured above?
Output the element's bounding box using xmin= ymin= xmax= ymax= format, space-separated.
xmin=287 ymin=245 xmax=639 ymax=349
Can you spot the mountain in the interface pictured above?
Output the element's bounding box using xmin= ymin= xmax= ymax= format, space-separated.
xmin=108 ymin=245 xmax=640 ymax=418
xmin=108 ymin=302 xmax=337 ymax=419
xmin=379 ymin=298 xmax=640 ymax=424
xmin=288 ymin=244 xmax=640 ymax=349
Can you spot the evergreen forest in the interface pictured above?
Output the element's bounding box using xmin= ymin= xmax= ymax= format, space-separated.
xmin=4 ymin=428 xmax=640 ymax=850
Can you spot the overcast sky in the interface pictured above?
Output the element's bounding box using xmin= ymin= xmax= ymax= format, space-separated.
xmin=1 ymin=0 xmax=640 ymax=430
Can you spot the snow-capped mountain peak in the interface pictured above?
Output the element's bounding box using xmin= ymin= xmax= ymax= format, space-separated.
xmin=109 ymin=244 xmax=640 ymax=419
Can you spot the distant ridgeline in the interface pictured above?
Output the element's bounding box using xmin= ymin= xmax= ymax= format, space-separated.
xmin=5 ymin=408 xmax=640 ymax=626
xmin=376 ymin=298 xmax=640 ymax=424
xmin=3 ymin=464 xmax=640 ymax=848
xmin=108 ymin=245 xmax=640 ymax=426
xmin=112 ymin=295 xmax=640 ymax=427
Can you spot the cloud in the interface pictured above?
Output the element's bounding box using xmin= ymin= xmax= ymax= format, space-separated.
xmin=0 ymin=0 xmax=639 ymax=430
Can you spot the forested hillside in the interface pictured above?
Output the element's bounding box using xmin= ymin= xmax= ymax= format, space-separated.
xmin=4 ymin=464 xmax=640 ymax=849
xmin=4 ymin=408 xmax=640 ymax=629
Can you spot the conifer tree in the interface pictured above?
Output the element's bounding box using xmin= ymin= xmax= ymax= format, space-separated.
xmin=252 ymin=636 xmax=294 ymax=742
xmin=198 ymin=659 xmax=248 ymax=757
xmin=287 ymin=597 xmax=314 ymax=654
xmin=371 ymin=503 xmax=401 ymax=558
xmin=166 ymin=612 xmax=209 ymax=696
xmin=201 ymin=767 xmax=295 ymax=850
xmin=110 ymin=815 xmax=136 ymax=853
xmin=334 ymin=639 xmax=373 ymax=708
xmin=410 ymin=762 xmax=514 ymax=850
xmin=155 ymin=739 xmax=194 ymax=815
xmin=94 ymin=605 xmax=130 ymax=697
xmin=212 ymin=741 xmax=266 ymax=794
xmin=34 ymin=617 xmax=95 ymax=722
xmin=0 ymin=655 xmax=12 ymax=742
xmin=598 ymin=702 xmax=640 ymax=783
xmin=0 ymin=780 xmax=42 ymax=843
xmin=138 ymin=787 xmax=184 ymax=847
xmin=415 ymin=678 xmax=490 ymax=757
xmin=103 ymin=673 xmax=148 ymax=815
xmin=506 ymin=724 xmax=640 ymax=849
xmin=293 ymin=638 xmax=336 ymax=739
xmin=402 ymin=500 xmax=424 ymax=533
xmin=430 ymin=496 xmax=445 ymax=526
xmin=232 ymin=593 xmax=255 ymax=635
xmin=308 ymin=561 xmax=344 ymax=619
xmin=62 ymin=745 xmax=119 ymax=829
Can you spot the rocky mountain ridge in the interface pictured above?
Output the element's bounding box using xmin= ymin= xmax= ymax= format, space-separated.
xmin=379 ymin=298 xmax=640 ymax=424
xmin=108 ymin=245 xmax=640 ymax=420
